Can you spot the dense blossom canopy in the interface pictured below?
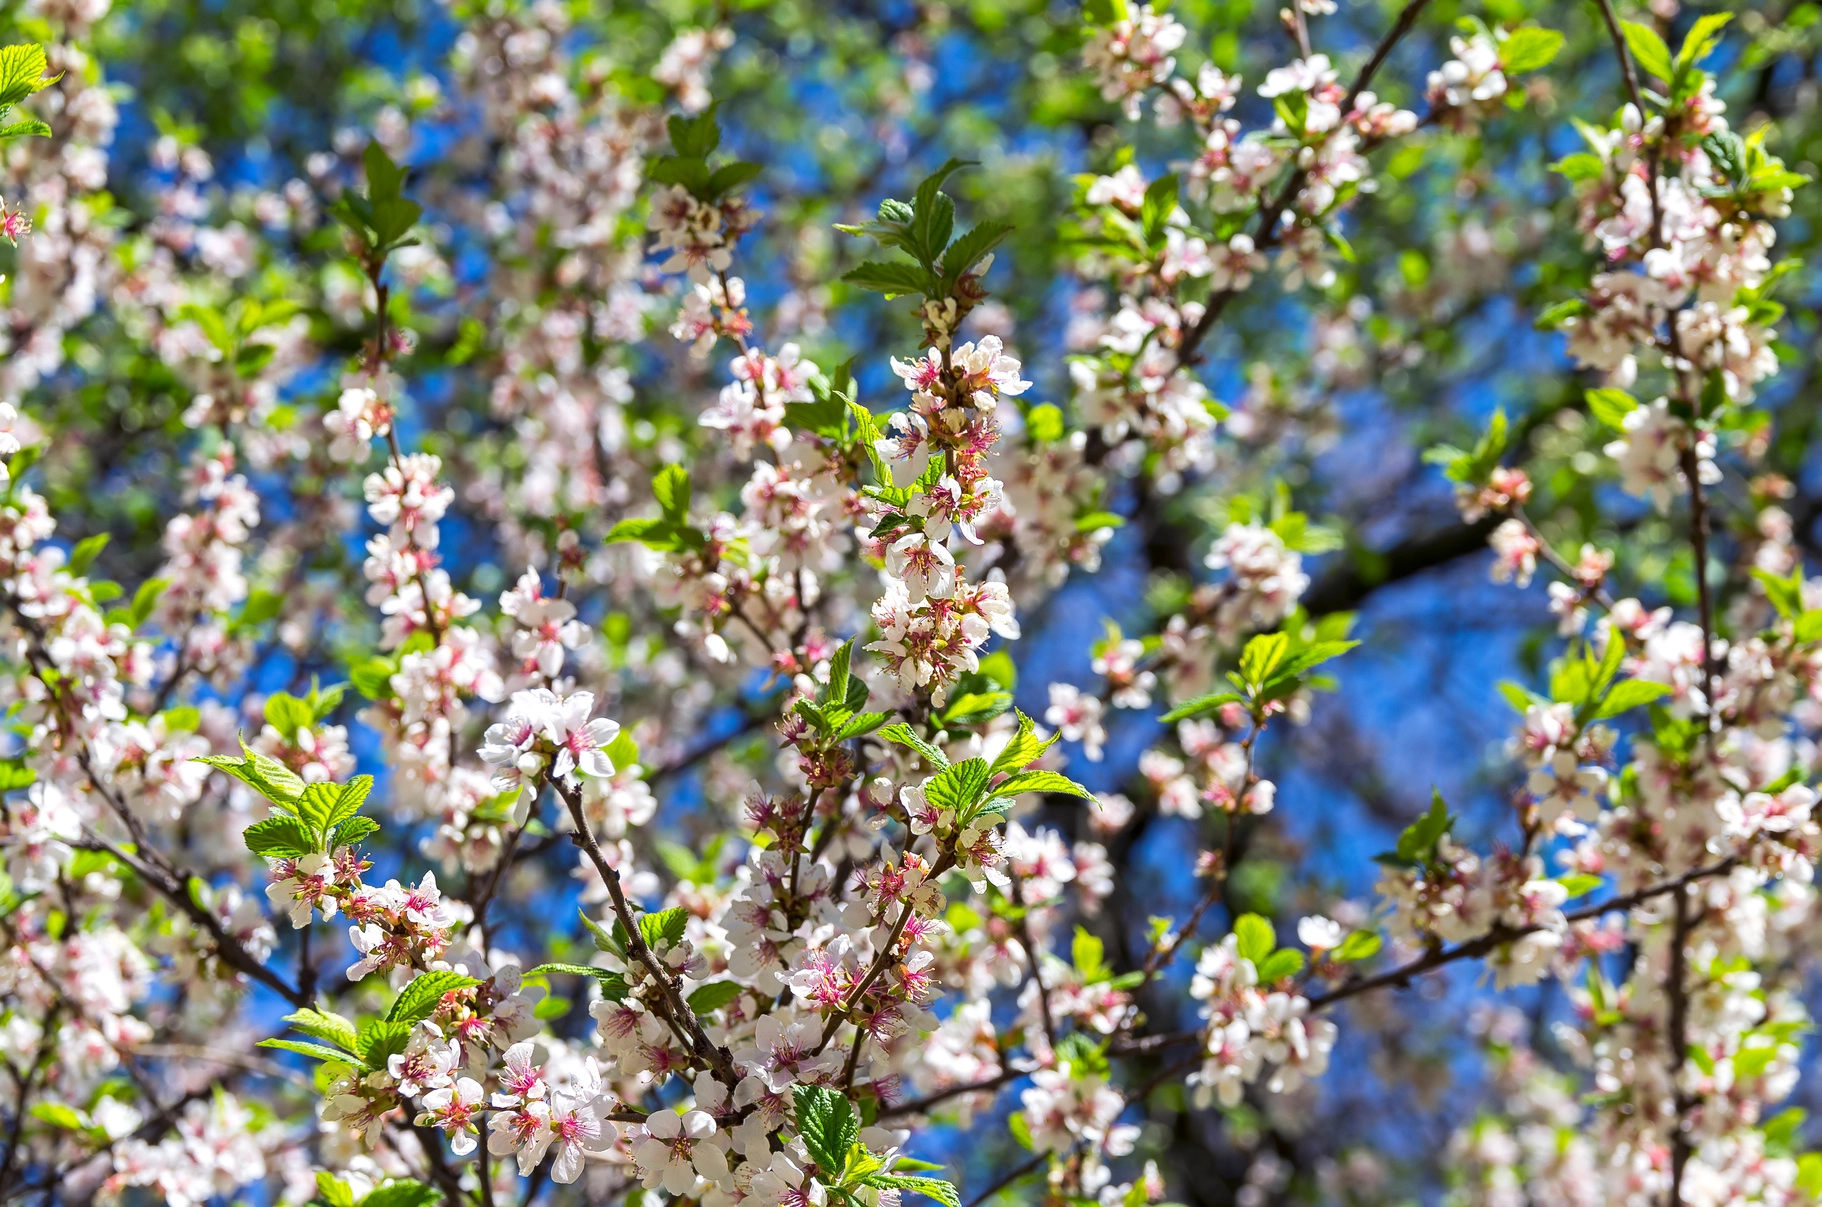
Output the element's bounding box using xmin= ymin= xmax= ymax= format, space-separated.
xmin=1 ymin=0 xmax=1822 ymax=1205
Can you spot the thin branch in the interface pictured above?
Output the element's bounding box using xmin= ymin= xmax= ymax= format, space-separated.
xmin=1308 ymin=857 xmax=1738 ymax=1009
xmin=552 ymin=777 xmax=739 ymax=1087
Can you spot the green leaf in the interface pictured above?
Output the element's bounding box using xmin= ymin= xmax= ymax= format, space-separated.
xmin=941 ymin=221 xmax=1014 ymax=285
xmin=1160 ymin=691 xmax=1244 ymax=723
xmin=686 ymin=981 xmax=744 ymax=1014
xmin=866 ymin=1176 xmax=961 ymax=1207
xmin=579 ymin=908 xmax=623 ymax=956
xmin=526 ymin=963 xmax=629 ymax=1001
xmin=706 ymin=161 xmax=762 ymax=197
xmin=1765 ymin=1106 xmax=1807 ymax=1155
xmin=1332 ymin=930 xmax=1381 ymax=962
xmin=1388 ymin=791 xmax=1453 ymax=866
xmin=1074 ymin=511 xmax=1124 ymax=532
xmin=127 ymin=577 xmax=169 ymax=629
xmin=31 ymin=1102 xmax=88 ymax=1131
xmin=1233 ymin=913 xmax=1275 ymax=965
xmin=385 ymin=970 xmax=480 ymax=1025
xmin=316 ymin=1174 xmax=357 ymax=1207
xmin=913 ymin=189 xmax=955 ymax=267
xmin=1139 ymin=172 xmax=1180 ymax=239
xmin=1255 ymin=948 xmax=1305 ymax=982
xmin=243 ymin=815 xmax=317 ymax=858
xmin=331 ymin=816 xmax=379 ymax=848
xmin=350 ymin=656 xmax=397 ymax=700
xmin=668 ymin=104 xmax=722 ymax=158
xmin=355 ymin=1019 xmax=413 ymax=1067
xmin=1555 ymin=873 xmax=1604 ymax=899
xmin=363 ymin=141 xmax=406 ymax=201
xmin=1621 ymin=21 xmax=1674 ymax=82
xmin=1499 ymin=27 xmax=1563 ymax=73
xmin=603 ymin=517 xmax=675 ymax=546
xmin=239 ymin=589 xmax=283 ymax=629
xmin=284 ymin=1007 xmax=360 ymax=1053
xmin=639 ymin=906 xmax=691 ymax=950
xmin=1593 ymin=679 xmax=1672 ymax=719
xmin=1072 ymin=927 xmax=1107 ymax=983
xmin=1795 ymin=610 xmax=1822 ymax=644
xmin=1238 ymin=632 xmax=1290 ymax=689
xmin=1796 ymin=1152 xmax=1822 ymax=1197
xmin=359 ymin=1182 xmax=443 ymax=1207
xmin=264 ymin=692 xmax=314 ymax=741
xmin=1497 ymin=681 xmax=1540 ymax=713
xmin=1754 ymin=567 xmax=1804 ymax=619
xmin=196 ymin=743 xmax=307 ymax=806
xmin=843 ymin=260 xmax=938 ymax=298
xmin=0 ymin=44 xmax=57 ymax=110
xmin=1550 ymin=153 xmax=1605 ymax=182
xmin=1274 ymin=639 xmax=1360 ymax=680
xmin=878 ymin=722 xmax=949 ymax=768
xmin=826 ymin=639 xmax=853 ymax=708
xmin=784 ymin=397 xmax=851 ymax=440
xmin=793 ymin=1085 xmax=860 ymax=1173
xmin=652 ymin=464 xmax=691 ymax=523
xmin=1585 ymin=387 xmax=1638 ymax=430
xmin=0 ymin=761 xmax=36 ymax=792
xmin=991 ymin=770 xmax=1094 ymax=801
xmin=988 ymin=710 xmax=1058 ymax=776
xmin=924 ymin=758 xmax=992 ymax=814
xmin=1024 ymin=404 xmax=1065 ymax=443
xmin=325 ymin=776 xmax=372 ymax=831
xmin=68 ymin=533 xmax=108 ymax=576
xmin=1674 ymin=13 xmax=1730 ymax=70
xmin=260 ymin=1037 xmax=366 ymax=1067
xmin=835 ymin=711 xmax=891 ymax=740
xmin=295 ymin=782 xmax=342 ymax=836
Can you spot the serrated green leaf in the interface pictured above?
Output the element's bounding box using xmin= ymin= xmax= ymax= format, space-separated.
xmin=843 ymin=260 xmax=938 ymax=298
xmin=1333 ymin=930 xmax=1381 ymax=962
xmin=866 ymin=1176 xmax=961 ymax=1207
xmin=68 ymin=533 xmax=108 ymax=576
xmin=284 ymin=1007 xmax=360 ymax=1053
xmin=1072 ymin=926 xmax=1106 ymax=983
xmin=260 ymin=1038 xmax=366 ymax=1067
xmin=316 ymin=1174 xmax=357 ymax=1207
xmin=243 ymin=815 xmax=317 ymax=858
xmin=653 ymin=464 xmax=691 ymax=523
xmin=1160 ymin=691 xmax=1244 ymax=723
xmin=686 ymin=981 xmax=744 ymax=1014
xmin=385 ymin=971 xmax=480 ymax=1025
xmin=1233 ymin=914 xmax=1275 ymax=965
xmin=988 ymin=710 xmax=1057 ymax=775
xmin=526 ymin=963 xmax=630 ymax=1001
xmin=331 ymin=816 xmax=379 ymax=848
xmin=0 ymin=45 xmax=57 ymax=110
xmin=793 ymin=1084 xmax=859 ymax=1174
xmin=1255 ymin=948 xmax=1305 ymax=982
xmin=1621 ymin=21 xmax=1673 ymax=82
xmin=1238 ymin=632 xmax=1290 ymax=689
xmin=638 ymin=906 xmax=690 ymax=951
xmin=1593 ymin=679 xmax=1673 ymax=719
xmin=1585 ymin=387 xmax=1638 ymax=430
xmin=359 ymin=1182 xmax=443 ymax=1207
xmin=925 ymin=758 xmax=992 ymax=814
xmin=1500 ymin=27 xmax=1563 ymax=73
xmin=991 ymin=770 xmax=1094 ymax=801
xmin=879 ymin=722 xmax=949 ymax=768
